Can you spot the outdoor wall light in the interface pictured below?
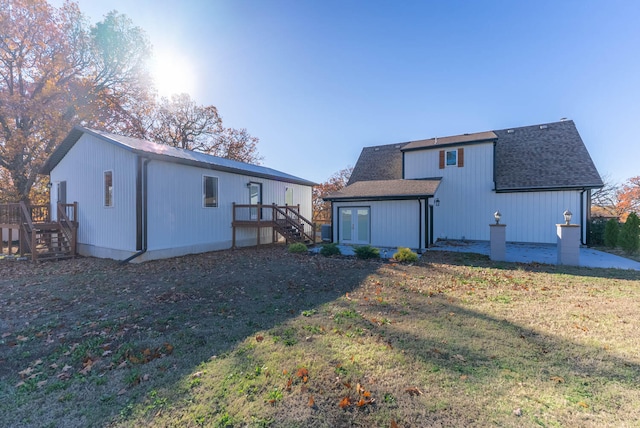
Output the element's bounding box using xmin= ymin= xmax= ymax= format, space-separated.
xmin=47 ymin=182 xmax=53 ymax=189
xmin=563 ymin=209 xmax=572 ymax=225
xmin=494 ymin=210 xmax=501 ymax=224
xmin=434 ymin=198 xmax=440 ymax=207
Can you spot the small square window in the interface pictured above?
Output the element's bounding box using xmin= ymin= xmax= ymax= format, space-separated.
xmin=446 ymin=150 xmax=457 ymax=166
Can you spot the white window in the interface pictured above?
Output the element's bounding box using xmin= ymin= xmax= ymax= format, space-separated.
xmin=104 ymin=171 xmax=113 ymax=207
xmin=285 ymin=187 xmax=294 ymax=206
xmin=203 ymin=176 xmax=218 ymax=207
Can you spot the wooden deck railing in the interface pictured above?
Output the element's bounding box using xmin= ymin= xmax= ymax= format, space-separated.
xmin=0 ymin=202 xmax=78 ymax=260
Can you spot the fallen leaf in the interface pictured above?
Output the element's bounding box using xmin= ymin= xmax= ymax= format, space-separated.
xmin=15 ymin=381 xmax=25 ymax=388
xmin=102 ymin=350 xmax=112 ymax=357
xmin=578 ymin=401 xmax=589 ymax=408
xmin=296 ymin=367 xmax=308 ymax=378
xmin=285 ymin=377 xmax=292 ymax=391
xmin=37 ymin=380 xmax=47 ymax=388
xmin=308 ymin=395 xmax=315 ymax=407
xmin=1 ymin=332 xmax=11 ymax=338
xmin=192 ymin=371 xmax=204 ymax=378
xmin=117 ymin=388 xmax=127 ymax=395
xmin=405 ymin=387 xmax=423 ymax=396
xmin=460 ymin=375 xmax=468 ymax=381
xmin=17 ymin=335 xmax=28 ymax=342
xmin=363 ymin=391 xmax=372 ymax=398
xmin=255 ymin=335 xmax=264 ymax=342
xmin=550 ymin=376 xmax=565 ymax=383
xmin=356 ymin=383 xmax=365 ymax=395
xmin=391 ymin=421 xmax=399 ymax=428
xmin=339 ymin=396 xmax=351 ymax=408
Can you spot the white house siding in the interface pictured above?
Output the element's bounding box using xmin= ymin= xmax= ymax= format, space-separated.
xmin=50 ymin=134 xmax=137 ymax=258
xmin=404 ymin=142 xmax=585 ymax=244
xmin=138 ymin=160 xmax=313 ymax=261
xmin=332 ymin=200 xmax=425 ymax=250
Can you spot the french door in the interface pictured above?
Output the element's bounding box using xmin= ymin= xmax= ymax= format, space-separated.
xmin=339 ymin=207 xmax=370 ymax=245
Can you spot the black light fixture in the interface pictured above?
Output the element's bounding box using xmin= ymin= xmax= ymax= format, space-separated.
xmin=434 ymin=198 xmax=440 ymax=207
xmin=47 ymin=181 xmax=53 ymax=189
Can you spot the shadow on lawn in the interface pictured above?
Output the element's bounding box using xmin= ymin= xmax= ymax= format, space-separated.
xmin=0 ymin=246 xmax=381 ymax=427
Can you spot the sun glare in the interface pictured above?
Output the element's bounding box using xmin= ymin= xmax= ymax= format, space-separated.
xmin=151 ymin=50 xmax=198 ymax=98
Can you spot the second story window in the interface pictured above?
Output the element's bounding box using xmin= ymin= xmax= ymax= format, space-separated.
xmin=446 ymin=150 xmax=457 ymax=166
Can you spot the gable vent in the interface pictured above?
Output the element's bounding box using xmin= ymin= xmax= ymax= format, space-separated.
xmin=374 ymin=148 xmax=380 ymax=151
xmin=507 ymin=129 xmax=514 ymax=133
xmin=540 ymin=125 xmax=548 ymax=129
xmin=395 ymin=145 xmax=402 ymax=148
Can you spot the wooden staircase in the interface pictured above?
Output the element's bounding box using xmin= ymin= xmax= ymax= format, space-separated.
xmin=231 ymin=203 xmax=315 ymax=248
xmin=1 ymin=202 xmax=78 ymax=261
xmin=272 ymin=205 xmax=315 ymax=245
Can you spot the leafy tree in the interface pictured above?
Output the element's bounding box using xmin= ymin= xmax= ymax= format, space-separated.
xmin=0 ymin=0 xmax=153 ymax=202
xmin=591 ymin=174 xmax=624 ymax=218
xmin=617 ymin=176 xmax=640 ymax=219
xmin=619 ymin=212 xmax=640 ymax=254
xmin=312 ymin=166 xmax=353 ymax=223
xmin=148 ymin=93 xmax=262 ymax=164
xmin=603 ymin=219 xmax=619 ymax=248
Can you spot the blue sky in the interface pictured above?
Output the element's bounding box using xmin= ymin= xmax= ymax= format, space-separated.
xmin=52 ymin=0 xmax=639 ymax=185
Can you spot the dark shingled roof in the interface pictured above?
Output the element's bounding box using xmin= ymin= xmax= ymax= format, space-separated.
xmin=494 ymin=120 xmax=603 ymax=191
xmin=348 ymin=143 xmax=403 ymax=185
xmin=346 ymin=120 xmax=603 ymax=192
xmin=41 ymin=126 xmax=316 ymax=186
xmin=324 ymin=179 xmax=441 ymax=201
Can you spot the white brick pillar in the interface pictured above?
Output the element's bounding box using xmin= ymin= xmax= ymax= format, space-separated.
xmin=557 ymin=224 xmax=580 ymax=266
xmin=490 ymin=224 xmax=506 ymax=261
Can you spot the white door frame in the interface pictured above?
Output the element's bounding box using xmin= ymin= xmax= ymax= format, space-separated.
xmin=339 ymin=207 xmax=370 ymax=245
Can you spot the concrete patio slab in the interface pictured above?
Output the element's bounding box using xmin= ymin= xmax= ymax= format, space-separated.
xmin=428 ymin=240 xmax=640 ymax=271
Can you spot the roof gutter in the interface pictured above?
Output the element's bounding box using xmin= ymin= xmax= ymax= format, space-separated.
xmin=121 ymin=156 xmax=150 ymax=264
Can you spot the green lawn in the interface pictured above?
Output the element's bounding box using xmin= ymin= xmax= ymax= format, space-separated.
xmin=1 ymin=247 xmax=639 ymax=427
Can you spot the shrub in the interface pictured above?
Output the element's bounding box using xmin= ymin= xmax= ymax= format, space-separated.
xmin=319 ymin=243 xmax=341 ymax=257
xmin=619 ymin=212 xmax=640 ymax=254
xmin=392 ymin=247 xmax=419 ymax=263
xmin=288 ymin=243 xmax=308 ymax=254
xmin=353 ymin=245 xmax=380 ymax=259
xmin=588 ymin=218 xmax=607 ymax=246
xmin=603 ymin=219 xmax=619 ymax=248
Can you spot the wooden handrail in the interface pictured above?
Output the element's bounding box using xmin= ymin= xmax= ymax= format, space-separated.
xmin=272 ymin=204 xmax=314 ymax=243
xmin=18 ymin=201 xmax=35 ymax=258
xmin=57 ymin=202 xmax=76 ymax=256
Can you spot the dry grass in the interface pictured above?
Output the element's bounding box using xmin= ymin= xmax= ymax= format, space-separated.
xmin=1 ymin=247 xmax=639 ymax=427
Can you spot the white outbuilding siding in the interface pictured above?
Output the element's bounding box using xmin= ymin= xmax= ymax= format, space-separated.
xmin=46 ymin=127 xmax=315 ymax=262
xmin=50 ymin=133 xmax=138 ymax=258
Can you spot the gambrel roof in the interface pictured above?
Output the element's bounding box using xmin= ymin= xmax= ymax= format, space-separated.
xmin=345 ymin=120 xmax=603 ymax=193
xmin=42 ymin=126 xmax=316 ymax=186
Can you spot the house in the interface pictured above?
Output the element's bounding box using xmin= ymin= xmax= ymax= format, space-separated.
xmin=324 ymin=120 xmax=603 ymax=251
xmin=40 ymin=126 xmax=315 ymax=262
